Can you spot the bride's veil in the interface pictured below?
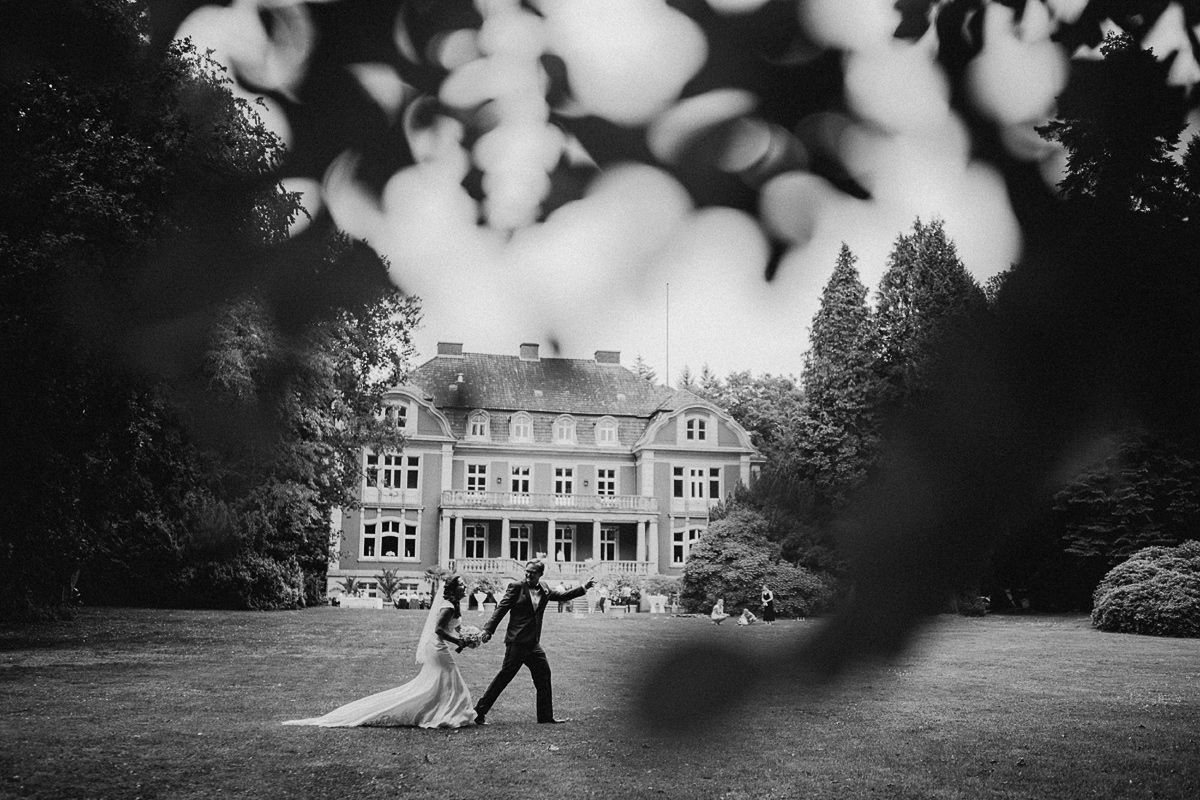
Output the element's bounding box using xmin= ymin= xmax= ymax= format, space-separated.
xmin=415 ymin=593 xmax=452 ymax=665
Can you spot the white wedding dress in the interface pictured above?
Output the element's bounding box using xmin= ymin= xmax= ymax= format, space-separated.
xmin=283 ymin=598 xmax=477 ymax=729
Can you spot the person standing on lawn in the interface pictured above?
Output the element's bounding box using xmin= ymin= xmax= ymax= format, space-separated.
xmin=761 ymin=584 xmax=776 ymax=624
xmin=474 ymin=560 xmax=593 ymax=724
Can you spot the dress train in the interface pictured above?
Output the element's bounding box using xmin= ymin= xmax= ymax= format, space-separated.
xmin=284 ymin=601 xmax=476 ymax=729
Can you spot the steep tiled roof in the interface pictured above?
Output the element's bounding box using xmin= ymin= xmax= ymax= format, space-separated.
xmin=408 ymin=352 xmax=698 ymax=417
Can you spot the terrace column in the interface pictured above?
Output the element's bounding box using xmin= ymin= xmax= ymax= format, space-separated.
xmin=439 ymin=513 xmax=451 ymax=568
xmin=545 ymin=517 xmax=556 ymax=562
xmin=500 ymin=516 xmax=511 ymax=563
xmin=454 ymin=515 xmax=465 ymax=560
xmin=647 ymin=519 xmax=660 ymax=574
xmin=592 ymin=520 xmax=602 ymax=563
xmin=636 ymin=521 xmax=647 ymax=564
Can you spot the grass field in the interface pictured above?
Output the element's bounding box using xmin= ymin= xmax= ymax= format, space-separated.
xmin=2 ymin=607 xmax=1198 ymax=799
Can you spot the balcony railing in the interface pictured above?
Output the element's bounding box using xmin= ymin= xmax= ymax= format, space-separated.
xmin=363 ymin=486 xmax=422 ymax=506
xmin=442 ymin=490 xmax=657 ymax=514
xmin=450 ymin=557 xmax=652 ymax=578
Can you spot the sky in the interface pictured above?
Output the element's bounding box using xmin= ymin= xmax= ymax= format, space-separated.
xmin=175 ymin=0 xmax=1103 ymax=382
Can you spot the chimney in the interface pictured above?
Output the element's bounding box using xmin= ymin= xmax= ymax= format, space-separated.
xmin=594 ymin=350 xmax=620 ymax=365
xmin=437 ymin=342 xmax=464 ymax=357
xmin=519 ymin=342 xmax=540 ymax=361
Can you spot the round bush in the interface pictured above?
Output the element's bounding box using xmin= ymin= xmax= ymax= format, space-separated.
xmin=1091 ymin=541 xmax=1200 ymax=637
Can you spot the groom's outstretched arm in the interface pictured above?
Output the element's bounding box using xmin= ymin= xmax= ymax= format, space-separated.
xmin=482 ymin=581 xmax=520 ymax=641
xmin=548 ymin=578 xmax=592 ymax=603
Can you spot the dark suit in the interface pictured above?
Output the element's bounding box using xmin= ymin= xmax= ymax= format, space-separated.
xmin=475 ymin=579 xmax=586 ymax=722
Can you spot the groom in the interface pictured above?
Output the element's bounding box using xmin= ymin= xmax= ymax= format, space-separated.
xmin=474 ymin=559 xmax=593 ymax=725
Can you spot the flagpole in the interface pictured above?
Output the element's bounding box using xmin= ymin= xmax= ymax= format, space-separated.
xmin=665 ymin=282 xmax=670 ymax=388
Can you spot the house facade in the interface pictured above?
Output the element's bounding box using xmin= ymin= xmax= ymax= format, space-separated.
xmin=328 ymin=342 xmax=761 ymax=600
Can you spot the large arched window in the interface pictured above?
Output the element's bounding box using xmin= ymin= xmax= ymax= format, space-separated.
xmin=362 ymin=515 xmax=419 ymax=561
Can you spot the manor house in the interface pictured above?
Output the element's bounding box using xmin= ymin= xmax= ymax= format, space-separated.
xmin=328 ymin=342 xmax=761 ymax=600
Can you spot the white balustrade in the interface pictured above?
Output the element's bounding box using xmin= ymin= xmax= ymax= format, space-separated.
xmin=442 ymin=490 xmax=657 ymax=513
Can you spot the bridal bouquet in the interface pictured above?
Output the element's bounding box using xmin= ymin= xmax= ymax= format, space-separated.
xmin=456 ymin=625 xmax=484 ymax=652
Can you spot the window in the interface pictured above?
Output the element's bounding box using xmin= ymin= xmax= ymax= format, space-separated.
xmin=509 ymin=524 xmax=531 ymax=561
xmin=391 ymin=403 xmax=408 ymax=429
xmin=672 ymin=527 xmax=704 ymax=565
xmin=672 ymin=465 xmax=722 ymax=500
xmin=685 ymin=415 xmax=707 ymax=441
xmin=595 ymin=417 xmax=618 ymax=446
xmin=600 ymin=526 xmax=618 ymax=561
xmin=377 ymin=400 xmax=412 ymax=430
xmin=466 ymin=463 xmax=488 ymax=493
xmin=554 ymin=467 xmax=574 ymax=505
xmin=553 ymin=415 xmax=576 ymax=444
xmin=358 ymin=580 xmax=379 ymax=598
xmin=464 ymin=523 xmax=487 ymax=558
xmin=363 ymin=518 xmax=418 ymax=560
xmin=467 ymin=410 xmax=490 ymax=440
xmin=363 ymin=522 xmax=377 ymax=557
xmin=509 ymin=412 xmax=533 ymax=443
xmin=365 ymin=453 xmax=419 ymax=490
xmin=510 ymin=464 xmax=531 ymax=497
xmin=596 ymin=468 xmax=616 ymax=496
xmin=380 ymin=519 xmax=401 ymax=557
xmin=554 ymin=525 xmax=575 ymax=562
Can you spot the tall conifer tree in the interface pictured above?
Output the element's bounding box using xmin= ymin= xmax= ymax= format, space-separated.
xmin=795 ymin=243 xmax=879 ymax=509
xmin=873 ymin=218 xmax=985 ymax=408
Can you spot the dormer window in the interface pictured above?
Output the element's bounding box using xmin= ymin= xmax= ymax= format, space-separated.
xmin=509 ymin=412 xmax=533 ymax=443
xmin=467 ymin=410 xmax=490 ymax=441
xmin=595 ymin=417 xmax=618 ymax=446
xmin=684 ymin=415 xmax=708 ymax=442
xmin=377 ymin=399 xmax=412 ymax=431
xmin=553 ymin=415 xmax=577 ymax=445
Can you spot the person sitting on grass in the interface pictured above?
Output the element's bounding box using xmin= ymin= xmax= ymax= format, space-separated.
xmin=710 ymin=598 xmax=730 ymax=624
xmin=737 ymin=608 xmax=758 ymax=626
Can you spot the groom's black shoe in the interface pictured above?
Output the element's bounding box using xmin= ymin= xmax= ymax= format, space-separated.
xmin=538 ymin=718 xmax=571 ymax=724
xmin=474 ymin=713 xmax=488 ymax=726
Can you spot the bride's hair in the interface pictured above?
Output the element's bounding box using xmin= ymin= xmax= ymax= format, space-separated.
xmin=442 ymin=575 xmax=465 ymax=616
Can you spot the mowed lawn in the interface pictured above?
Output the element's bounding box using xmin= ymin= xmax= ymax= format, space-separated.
xmin=2 ymin=607 xmax=1198 ymax=800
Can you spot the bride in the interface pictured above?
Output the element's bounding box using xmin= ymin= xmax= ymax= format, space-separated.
xmin=283 ymin=575 xmax=478 ymax=729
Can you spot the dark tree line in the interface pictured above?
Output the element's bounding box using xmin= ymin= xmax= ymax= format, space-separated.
xmin=0 ymin=1 xmax=420 ymax=616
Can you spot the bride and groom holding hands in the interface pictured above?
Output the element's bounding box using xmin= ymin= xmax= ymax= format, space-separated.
xmin=284 ymin=560 xmax=594 ymax=729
